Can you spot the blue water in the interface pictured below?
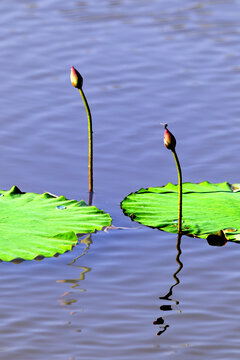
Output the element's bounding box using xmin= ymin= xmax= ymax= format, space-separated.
xmin=1 ymin=0 xmax=240 ymax=359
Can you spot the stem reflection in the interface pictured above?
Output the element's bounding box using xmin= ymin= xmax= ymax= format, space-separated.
xmin=154 ymin=234 xmax=183 ymax=336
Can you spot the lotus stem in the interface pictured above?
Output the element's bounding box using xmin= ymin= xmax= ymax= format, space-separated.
xmin=78 ymin=88 xmax=93 ymax=194
xmin=172 ymin=150 xmax=182 ymax=236
xmin=163 ymin=124 xmax=182 ymax=236
xmin=70 ymin=66 xmax=93 ymax=196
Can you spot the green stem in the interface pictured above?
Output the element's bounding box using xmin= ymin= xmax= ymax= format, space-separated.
xmin=78 ymin=88 xmax=93 ymax=195
xmin=172 ymin=150 xmax=182 ymax=236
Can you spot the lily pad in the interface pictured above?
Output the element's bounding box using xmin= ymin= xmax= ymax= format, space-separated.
xmin=121 ymin=181 xmax=240 ymax=242
xmin=0 ymin=186 xmax=111 ymax=261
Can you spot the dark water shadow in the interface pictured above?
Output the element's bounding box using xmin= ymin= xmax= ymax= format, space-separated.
xmin=154 ymin=233 xmax=183 ymax=336
xmin=206 ymin=230 xmax=228 ymax=247
xmin=153 ymin=229 xmax=229 ymax=336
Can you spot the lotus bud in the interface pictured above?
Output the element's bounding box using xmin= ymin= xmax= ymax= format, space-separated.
xmin=164 ymin=124 xmax=176 ymax=151
xmin=70 ymin=66 xmax=83 ymax=89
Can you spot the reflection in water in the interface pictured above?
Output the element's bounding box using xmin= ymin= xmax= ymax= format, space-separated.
xmin=56 ymin=234 xmax=92 ymax=337
xmin=88 ymin=190 xmax=93 ymax=206
xmin=153 ymin=230 xmax=231 ymax=336
xmin=69 ymin=234 xmax=92 ymax=265
xmin=154 ymin=234 xmax=183 ymax=336
xmin=57 ymin=234 xmax=92 ymax=305
xmin=57 ymin=266 xmax=91 ymax=289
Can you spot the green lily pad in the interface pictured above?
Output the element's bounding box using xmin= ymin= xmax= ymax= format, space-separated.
xmin=121 ymin=181 xmax=240 ymax=242
xmin=0 ymin=186 xmax=111 ymax=261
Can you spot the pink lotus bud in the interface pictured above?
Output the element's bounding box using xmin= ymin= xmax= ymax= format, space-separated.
xmin=70 ymin=66 xmax=83 ymax=89
xmin=164 ymin=125 xmax=176 ymax=151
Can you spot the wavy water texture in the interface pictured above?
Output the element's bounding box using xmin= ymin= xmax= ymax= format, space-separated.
xmin=0 ymin=0 xmax=240 ymax=359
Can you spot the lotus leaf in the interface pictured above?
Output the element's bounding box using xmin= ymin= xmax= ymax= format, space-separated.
xmin=0 ymin=186 xmax=111 ymax=261
xmin=121 ymin=181 xmax=240 ymax=242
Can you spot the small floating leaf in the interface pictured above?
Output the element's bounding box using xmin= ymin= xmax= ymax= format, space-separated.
xmin=121 ymin=181 xmax=240 ymax=242
xmin=0 ymin=186 xmax=111 ymax=261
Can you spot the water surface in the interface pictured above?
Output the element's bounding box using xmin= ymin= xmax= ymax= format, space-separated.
xmin=0 ymin=0 xmax=240 ymax=359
